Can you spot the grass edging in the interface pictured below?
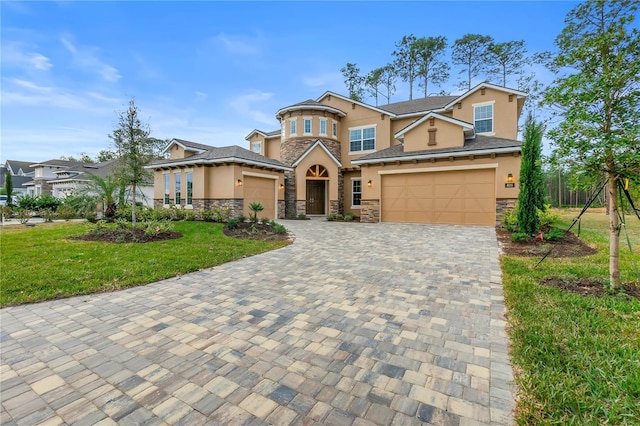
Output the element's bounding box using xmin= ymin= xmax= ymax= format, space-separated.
xmin=0 ymin=221 xmax=290 ymax=307
xmin=500 ymin=210 xmax=640 ymax=424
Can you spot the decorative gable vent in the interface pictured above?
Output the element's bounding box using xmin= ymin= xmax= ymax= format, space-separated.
xmin=428 ymin=128 xmax=437 ymax=146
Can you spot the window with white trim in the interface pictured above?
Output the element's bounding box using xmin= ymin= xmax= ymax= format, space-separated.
xmin=186 ymin=172 xmax=193 ymax=205
xmin=175 ymin=173 xmax=181 ymax=204
xmin=319 ymin=119 xmax=327 ymax=135
xmin=290 ymin=119 xmax=297 ymax=135
xmin=281 ymin=122 xmax=286 ymax=138
xmin=352 ymin=179 xmax=362 ymax=208
xmin=252 ymin=142 xmax=262 ymax=154
xmin=163 ymin=174 xmax=170 ymax=205
xmin=303 ymin=118 xmax=312 ymax=134
xmin=474 ymin=103 xmax=493 ymax=133
xmin=332 ymin=121 xmax=338 ymax=137
xmin=349 ymin=126 xmax=376 ymax=152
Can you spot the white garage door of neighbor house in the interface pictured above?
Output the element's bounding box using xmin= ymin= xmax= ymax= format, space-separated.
xmin=381 ymin=169 xmax=496 ymax=226
xmin=243 ymin=176 xmax=276 ymax=219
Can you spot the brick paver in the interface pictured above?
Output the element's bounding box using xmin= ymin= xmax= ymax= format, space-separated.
xmin=1 ymin=220 xmax=515 ymax=425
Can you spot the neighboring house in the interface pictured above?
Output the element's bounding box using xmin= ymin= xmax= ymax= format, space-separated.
xmin=20 ymin=159 xmax=154 ymax=206
xmin=149 ymin=82 xmax=525 ymax=225
xmin=146 ymin=142 xmax=291 ymax=219
xmin=0 ymin=160 xmax=35 ymax=198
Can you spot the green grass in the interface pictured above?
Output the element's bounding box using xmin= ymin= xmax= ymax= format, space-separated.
xmin=501 ymin=209 xmax=640 ymax=425
xmin=0 ymin=221 xmax=289 ymax=307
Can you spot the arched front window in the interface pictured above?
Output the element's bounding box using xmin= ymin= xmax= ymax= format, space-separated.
xmin=306 ymin=165 xmax=328 ymax=178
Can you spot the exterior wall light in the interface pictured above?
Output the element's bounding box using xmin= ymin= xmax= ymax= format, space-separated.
xmin=367 ymin=180 xmax=372 ymax=187
xmin=279 ymin=184 xmax=284 ymax=190
xmin=507 ymin=173 xmax=514 ymax=183
xmin=237 ymin=179 xmax=243 ymax=186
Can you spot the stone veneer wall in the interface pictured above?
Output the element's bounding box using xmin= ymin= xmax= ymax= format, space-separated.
xmin=360 ymin=199 xmax=380 ymax=223
xmin=280 ymin=137 xmax=343 ymax=218
xmin=495 ymin=198 xmax=517 ymax=227
xmin=329 ymin=200 xmax=339 ymax=215
xmin=278 ymin=201 xmax=286 ymax=219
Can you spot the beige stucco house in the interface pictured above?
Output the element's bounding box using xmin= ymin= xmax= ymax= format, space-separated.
xmin=149 ymin=82 xmax=525 ymax=225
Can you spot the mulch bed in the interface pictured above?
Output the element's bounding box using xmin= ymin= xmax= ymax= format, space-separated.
xmin=496 ymin=226 xmax=597 ymax=258
xmin=541 ymin=277 xmax=640 ymax=300
xmin=223 ymin=222 xmax=290 ymax=241
xmin=70 ymin=229 xmax=182 ymax=243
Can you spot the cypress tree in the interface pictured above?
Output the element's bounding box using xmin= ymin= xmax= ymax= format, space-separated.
xmin=517 ymin=112 xmax=545 ymax=234
xmin=4 ymin=172 xmax=13 ymax=206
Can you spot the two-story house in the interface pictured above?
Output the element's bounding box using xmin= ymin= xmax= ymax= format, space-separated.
xmin=149 ymin=82 xmax=525 ymax=225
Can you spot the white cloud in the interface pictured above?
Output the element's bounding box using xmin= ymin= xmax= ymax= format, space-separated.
xmin=228 ymin=91 xmax=275 ymax=125
xmin=59 ymin=35 xmax=121 ymax=82
xmin=195 ymin=91 xmax=208 ymax=100
xmin=1 ymin=78 xmax=122 ymax=111
xmin=2 ymin=42 xmax=53 ymax=71
xmin=214 ymin=32 xmax=262 ymax=55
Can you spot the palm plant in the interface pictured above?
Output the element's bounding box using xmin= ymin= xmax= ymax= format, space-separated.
xmin=248 ymin=202 xmax=264 ymax=224
xmin=82 ymin=174 xmax=118 ymax=219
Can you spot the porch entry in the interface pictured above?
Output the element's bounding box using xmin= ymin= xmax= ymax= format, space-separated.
xmin=306 ymin=164 xmax=328 ymax=215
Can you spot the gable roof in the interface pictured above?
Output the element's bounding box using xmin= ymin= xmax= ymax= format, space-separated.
xmin=291 ymin=140 xmax=342 ymax=168
xmin=352 ymin=135 xmax=522 ymax=165
xmin=394 ymin=112 xmax=475 ymax=141
xmin=245 ymin=129 xmax=281 ymax=141
xmin=148 ymin=144 xmax=292 ymax=172
xmin=276 ymin=98 xmax=346 ymax=119
xmin=315 ymin=91 xmax=396 ymax=117
xmin=5 ymin=160 xmax=35 ymax=176
xmin=162 ymin=138 xmax=214 ymax=154
xmin=443 ymin=82 xmax=527 ymax=110
xmin=379 ymin=96 xmax=457 ymax=116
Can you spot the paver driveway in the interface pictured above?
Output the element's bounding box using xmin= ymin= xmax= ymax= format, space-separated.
xmin=1 ymin=220 xmax=515 ymax=425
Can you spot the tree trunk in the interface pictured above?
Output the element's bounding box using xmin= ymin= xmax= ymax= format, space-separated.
xmin=132 ymin=183 xmax=137 ymax=229
xmin=409 ymin=78 xmax=413 ymax=101
xmin=607 ymin=174 xmax=620 ymax=289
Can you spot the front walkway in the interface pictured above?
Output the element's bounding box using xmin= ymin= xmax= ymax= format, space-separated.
xmin=0 ymin=220 xmax=515 ymax=425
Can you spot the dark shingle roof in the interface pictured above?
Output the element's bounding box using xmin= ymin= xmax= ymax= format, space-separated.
xmin=172 ymin=139 xmax=216 ymax=152
xmin=6 ymin=160 xmax=35 ymax=175
xmin=353 ymin=135 xmax=522 ymax=163
xmin=378 ymin=96 xmax=458 ymax=115
xmin=151 ymin=144 xmax=291 ymax=170
xmin=46 ymin=159 xmax=148 ymax=183
xmin=30 ymin=159 xmax=80 ymax=167
xmin=264 ymin=129 xmax=281 ymax=137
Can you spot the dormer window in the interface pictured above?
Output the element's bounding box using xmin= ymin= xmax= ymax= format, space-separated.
xmin=290 ymin=119 xmax=297 ymax=136
xmin=319 ymin=119 xmax=327 ymax=136
xmin=303 ymin=118 xmax=312 ymax=135
xmin=252 ymin=142 xmax=262 ymax=154
xmin=473 ymin=102 xmax=494 ymax=134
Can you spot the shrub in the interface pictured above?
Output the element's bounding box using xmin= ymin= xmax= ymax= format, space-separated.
xmin=511 ymin=232 xmax=529 ymax=242
xmin=544 ymin=227 xmax=565 ymax=241
xmin=273 ymin=223 xmax=287 ymax=234
xmin=260 ymin=217 xmax=270 ymax=225
xmin=297 ymin=213 xmax=307 ymax=220
xmin=62 ymin=194 xmax=97 ymax=217
xmin=215 ymin=207 xmax=232 ymax=222
xmin=344 ymin=213 xmax=355 ymax=222
xmin=237 ymin=214 xmax=247 ymax=223
xmin=226 ymin=218 xmax=240 ymax=229
xmin=84 ymin=212 xmax=98 ymax=223
xmin=115 ymin=218 xmax=130 ymax=229
xmin=151 ymin=208 xmax=173 ymax=221
xmin=184 ymin=210 xmax=197 ymax=221
xmin=143 ymin=220 xmax=174 ymax=236
xmin=335 ymin=214 xmax=344 ymax=221
xmin=538 ymin=205 xmax=560 ymax=227
xmin=502 ymin=207 xmax=519 ymax=232
xmin=90 ymin=220 xmax=109 ymax=236
xmin=17 ymin=195 xmax=38 ymax=212
xmin=0 ymin=205 xmax=12 ymax=218
xmin=41 ymin=209 xmax=56 ymax=222
xmin=57 ymin=205 xmax=77 ymax=220
xmin=16 ymin=209 xmax=30 ymax=224
xmin=326 ymin=213 xmax=336 ymax=221
xmin=36 ymin=195 xmax=61 ymax=212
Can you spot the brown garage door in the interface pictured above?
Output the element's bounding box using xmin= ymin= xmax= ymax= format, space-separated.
xmin=243 ymin=176 xmax=276 ymax=219
xmin=381 ymin=169 xmax=496 ymax=225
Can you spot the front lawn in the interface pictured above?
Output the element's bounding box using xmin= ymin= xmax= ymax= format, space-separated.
xmin=0 ymin=221 xmax=290 ymax=307
xmin=501 ymin=209 xmax=640 ymax=424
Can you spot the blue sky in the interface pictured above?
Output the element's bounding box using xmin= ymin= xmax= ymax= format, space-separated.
xmin=1 ymin=1 xmax=579 ymax=163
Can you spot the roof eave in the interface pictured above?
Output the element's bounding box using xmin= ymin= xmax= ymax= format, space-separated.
xmin=146 ymin=157 xmax=292 ymax=172
xmin=352 ymin=146 xmax=522 ymax=165
xmin=315 ymin=91 xmax=396 ymax=118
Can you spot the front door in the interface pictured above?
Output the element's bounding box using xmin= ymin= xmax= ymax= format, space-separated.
xmin=306 ymin=180 xmax=326 ymax=215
